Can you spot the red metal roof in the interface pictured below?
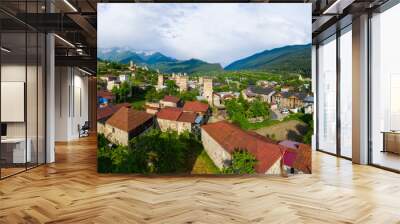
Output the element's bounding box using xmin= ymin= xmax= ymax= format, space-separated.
xmin=97 ymin=103 xmax=131 ymax=121
xmin=201 ymin=121 xmax=284 ymax=173
xmin=106 ymin=107 xmax=153 ymax=132
xmin=183 ymin=101 xmax=209 ymax=113
xmin=97 ymin=90 xmax=114 ymax=100
xmin=157 ymin=107 xmax=196 ymax=123
xmin=162 ymin=95 xmax=180 ymax=103
xmin=156 ymin=108 xmax=183 ymax=121
xmin=178 ymin=112 xmax=197 ymax=123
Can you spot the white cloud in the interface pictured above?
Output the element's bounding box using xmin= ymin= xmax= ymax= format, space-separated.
xmin=98 ymin=3 xmax=311 ymax=66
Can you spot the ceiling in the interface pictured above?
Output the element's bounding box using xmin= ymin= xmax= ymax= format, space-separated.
xmin=0 ymin=0 xmax=392 ymax=74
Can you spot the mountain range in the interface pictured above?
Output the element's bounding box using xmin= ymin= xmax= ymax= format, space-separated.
xmin=98 ymin=44 xmax=311 ymax=76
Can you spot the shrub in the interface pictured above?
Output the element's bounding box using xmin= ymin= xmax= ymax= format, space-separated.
xmin=223 ymin=149 xmax=257 ymax=174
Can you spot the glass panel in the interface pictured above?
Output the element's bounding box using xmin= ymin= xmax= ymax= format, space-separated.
xmin=317 ymin=36 xmax=337 ymax=154
xmin=0 ymin=1 xmax=46 ymax=179
xmin=27 ymin=31 xmax=38 ymax=169
xmin=339 ymin=28 xmax=352 ymax=158
xmin=38 ymin=32 xmax=45 ymax=165
xmin=371 ymin=4 xmax=400 ymax=171
xmin=1 ymin=31 xmax=27 ymax=177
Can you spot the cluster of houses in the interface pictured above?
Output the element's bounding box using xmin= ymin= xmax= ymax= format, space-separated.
xmin=97 ymin=93 xmax=210 ymax=146
xmin=99 ymin=60 xmax=151 ymax=92
xmin=97 ymin=99 xmax=311 ymax=175
xmin=98 ymin=73 xmax=133 ymax=91
xmin=243 ymin=84 xmax=314 ymax=114
xmin=201 ymin=121 xmax=311 ymax=175
xmin=97 ymin=101 xmax=311 ymax=175
xmin=156 ymin=73 xmax=190 ymax=92
xmin=97 ymin=63 xmax=312 ymax=175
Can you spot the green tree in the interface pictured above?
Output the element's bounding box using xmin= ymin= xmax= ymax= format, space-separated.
xmin=129 ymin=129 xmax=186 ymax=173
xmin=165 ymin=80 xmax=178 ymax=95
xmin=247 ymin=99 xmax=270 ymax=119
xmin=145 ymin=87 xmax=163 ymax=102
xmin=119 ymin=81 xmax=130 ymax=102
xmin=179 ymin=89 xmax=199 ymax=101
xmin=97 ymin=134 xmax=108 ymax=149
xmin=223 ymin=149 xmax=257 ymax=174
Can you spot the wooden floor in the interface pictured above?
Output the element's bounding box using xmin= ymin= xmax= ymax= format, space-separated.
xmin=372 ymin=150 xmax=400 ymax=171
xmin=1 ymin=136 xmax=400 ymax=224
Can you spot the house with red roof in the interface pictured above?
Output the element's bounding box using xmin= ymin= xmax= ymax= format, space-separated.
xmin=160 ymin=95 xmax=181 ymax=108
xmin=183 ymin=101 xmax=210 ymax=118
xmin=201 ymin=121 xmax=285 ymax=175
xmin=103 ymin=107 xmax=154 ymax=145
xmin=145 ymin=102 xmax=161 ymax=115
xmin=97 ymin=90 xmax=115 ymax=107
xmin=156 ymin=107 xmax=197 ymax=134
xmin=97 ymin=103 xmax=131 ymax=134
xmin=279 ymin=140 xmax=312 ymax=174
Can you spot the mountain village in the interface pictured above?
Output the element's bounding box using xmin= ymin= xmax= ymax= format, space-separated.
xmin=97 ymin=55 xmax=313 ymax=175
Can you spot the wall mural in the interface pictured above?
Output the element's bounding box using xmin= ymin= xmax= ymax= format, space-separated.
xmin=97 ymin=3 xmax=313 ymax=175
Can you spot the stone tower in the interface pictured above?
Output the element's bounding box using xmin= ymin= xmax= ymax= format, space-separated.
xmin=203 ymin=78 xmax=213 ymax=105
xmin=178 ymin=76 xmax=188 ymax=92
xmin=198 ymin=77 xmax=204 ymax=86
xmin=129 ymin=61 xmax=136 ymax=72
xmin=157 ymin=75 xmax=164 ymax=91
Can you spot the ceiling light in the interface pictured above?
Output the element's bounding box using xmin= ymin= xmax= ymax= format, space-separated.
xmin=322 ymin=0 xmax=340 ymax=14
xmin=63 ymin=0 xmax=78 ymax=12
xmin=78 ymin=67 xmax=92 ymax=76
xmin=322 ymin=0 xmax=354 ymax=15
xmin=54 ymin=34 xmax=75 ymax=48
xmin=1 ymin=47 xmax=11 ymax=53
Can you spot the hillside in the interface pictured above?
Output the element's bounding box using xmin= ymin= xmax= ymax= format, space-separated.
xmin=225 ymin=44 xmax=311 ymax=76
xmin=98 ymin=48 xmax=177 ymax=65
xmin=98 ymin=48 xmax=222 ymax=74
xmin=98 ymin=45 xmax=311 ymax=75
xmin=152 ymin=59 xmax=223 ymax=74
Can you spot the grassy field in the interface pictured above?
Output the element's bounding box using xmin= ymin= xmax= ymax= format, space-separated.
xmin=191 ymin=150 xmax=220 ymax=174
xmin=254 ymin=119 xmax=308 ymax=142
xmin=131 ymin=100 xmax=146 ymax=110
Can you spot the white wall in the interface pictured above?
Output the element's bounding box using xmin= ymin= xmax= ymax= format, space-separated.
xmin=1 ymin=63 xmax=46 ymax=164
xmin=54 ymin=67 xmax=89 ymax=141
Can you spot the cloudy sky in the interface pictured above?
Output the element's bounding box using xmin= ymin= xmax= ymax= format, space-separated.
xmin=98 ymin=3 xmax=311 ymax=66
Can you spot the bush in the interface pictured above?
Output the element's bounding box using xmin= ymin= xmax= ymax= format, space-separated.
xmin=223 ymin=149 xmax=257 ymax=174
xmin=225 ymin=97 xmax=272 ymax=130
xmin=98 ymin=134 xmax=108 ymax=149
xmin=97 ymin=156 xmax=113 ymax=173
xmin=127 ymin=129 xmax=200 ymax=173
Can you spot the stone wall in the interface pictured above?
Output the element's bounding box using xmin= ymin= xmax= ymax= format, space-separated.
xmin=203 ymin=78 xmax=213 ymax=105
xmin=146 ymin=108 xmax=159 ymax=115
xmin=201 ymin=128 xmax=283 ymax=175
xmin=160 ymin=100 xmax=177 ymax=108
xmin=264 ymin=158 xmax=282 ymax=175
xmin=157 ymin=118 xmax=191 ymax=134
xmin=104 ymin=123 xmax=129 ymax=146
xmin=97 ymin=122 xmax=106 ymax=134
xmin=201 ymin=128 xmax=231 ymax=169
xmin=156 ymin=75 xmax=164 ymax=91
xmin=177 ymin=76 xmax=188 ymax=92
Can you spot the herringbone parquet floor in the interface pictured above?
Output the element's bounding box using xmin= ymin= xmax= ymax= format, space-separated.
xmin=1 ymin=136 xmax=400 ymax=224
